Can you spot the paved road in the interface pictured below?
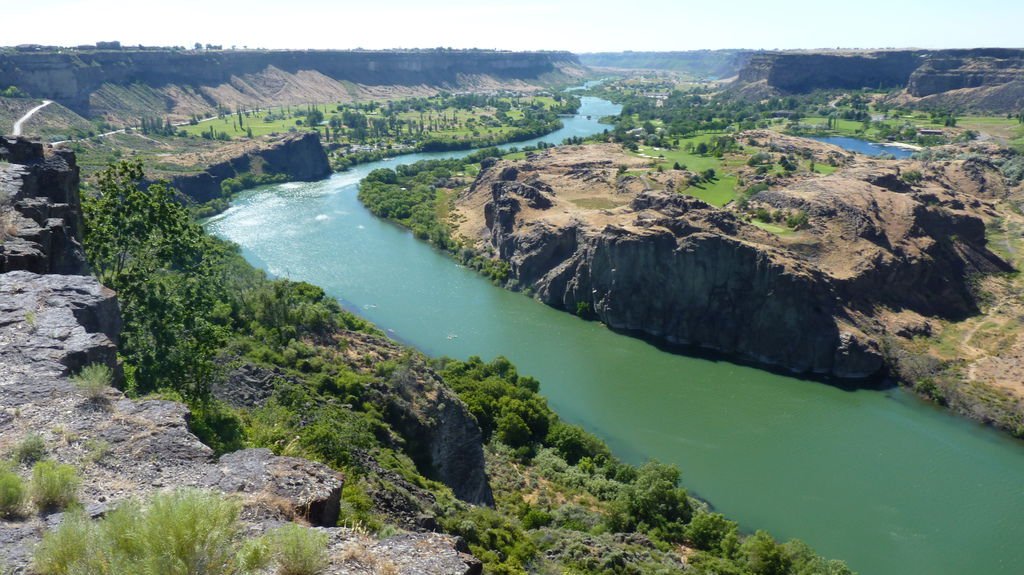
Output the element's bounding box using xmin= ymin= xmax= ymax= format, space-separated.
xmin=12 ymin=100 xmax=53 ymax=136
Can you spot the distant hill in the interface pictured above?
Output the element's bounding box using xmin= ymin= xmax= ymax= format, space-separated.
xmin=578 ymin=50 xmax=753 ymax=79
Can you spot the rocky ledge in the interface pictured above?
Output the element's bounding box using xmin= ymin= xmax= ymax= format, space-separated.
xmin=0 ymin=137 xmax=87 ymax=275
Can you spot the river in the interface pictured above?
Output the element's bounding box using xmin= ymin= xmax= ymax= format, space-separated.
xmin=207 ymin=96 xmax=1024 ymax=575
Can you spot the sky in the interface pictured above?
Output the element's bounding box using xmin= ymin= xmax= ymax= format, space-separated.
xmin=5 ymin=0 xmax=1023 ymax=52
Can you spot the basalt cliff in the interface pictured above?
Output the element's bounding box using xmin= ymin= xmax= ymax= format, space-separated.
xmin=734 ymin=49 xmax=1024 ymax=112
xmin=453 ymin=142 xmax=1012 ymax=381
xmin=0 ymin=48 xmax=584 ymax=121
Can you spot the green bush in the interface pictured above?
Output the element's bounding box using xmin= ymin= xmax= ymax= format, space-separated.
xmin=0 ymin=467 xmax=26 ymax=518
xmin=30 ymin=461 xmax=79 ymax=512
xmin=12 ymin=434 xmax=46 ymax=465
xmin=33 ymin=489 xmax=263 ymax=575
xmin=72 ymin=363 xmax=112 ymax=401
xmin=685 ymin=510 xmax=738 ymax=553
xmin=269 ymin=523 xmax=329 ymax=575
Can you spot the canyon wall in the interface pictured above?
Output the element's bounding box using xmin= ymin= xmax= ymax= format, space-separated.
xmin=0 ymin=49 xmax=582 ymax=116
xmin=734 ymin=48 xmax=1024 ymax=112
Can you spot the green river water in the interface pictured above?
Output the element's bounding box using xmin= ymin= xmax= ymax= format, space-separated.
xmin=207 ymin=96 xmax=1024 ymax=575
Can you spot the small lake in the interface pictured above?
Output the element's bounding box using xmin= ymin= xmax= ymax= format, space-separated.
xmin=809 ymin=136 xmax=916 ymax=159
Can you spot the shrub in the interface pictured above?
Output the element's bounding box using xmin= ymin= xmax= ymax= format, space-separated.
xmin=12 ymin=434 xmax=46 ymax=465
xmin=72 ymin=363 xmax=112 ymax=401
xmin=0 ymin=467 xmax=27 ymax=518
xmin=30 ymin=460 xmax=79 ymax=512
xmin=685 ymin=510 xmax=738 ymax=552
xmin=33 ymin=489 xmax=261 ymax=575
xmin=269 ymin=523 xmax=329 ymax=575
xmin=32 ymin=510 xmax=95 ymax=574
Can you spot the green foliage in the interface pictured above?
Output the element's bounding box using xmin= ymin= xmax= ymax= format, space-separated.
xmin=267 ymin=523 xmax=328 ymax=575
xmin=187 ymin=399 xmax=246 ymax=455
xmin=244 ymin=382 xmax=378 ymax=469
xmin=901 ymin=170 xmax=923 ymax=184
xmin=606 ymin=461 xmax=691 ymax=541
xmin=785 ymin=210 xmax=809 ymax=230
xmin=685 ymin=510 xmax=738 ymax=553
xmin=545 ymin=420 xmax=610 ymax=465
xmin=440 ymin=505 xmax=536 ymax=574
xmin=33 ymin=489 xmax=253 ymax=575
xmin=12 ymin=433 xmax=46 ymax=465
xmin=71 ymin=363 xmax=112 ymax=401
xmin=30 ymin=460 xmax=79 ymax=512
xmin=33 ymin=489 xmax=332 ymax=575
xmin=742 ymin=530 xmax=792 ymax=575
xmin=438 ymin=356 xmax=547 ymax=448
xmin=0 ymin=467 xmax=26 ymax=518
xmin=82 ymin=160 xmax=227 ymax=397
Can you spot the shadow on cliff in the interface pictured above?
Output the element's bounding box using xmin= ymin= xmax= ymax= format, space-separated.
xmin=604 ymin=323 xmax=895 ymax=393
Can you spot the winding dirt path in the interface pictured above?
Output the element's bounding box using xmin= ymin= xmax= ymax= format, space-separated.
xmin=11 ymin=100 xmax=52 ymax=136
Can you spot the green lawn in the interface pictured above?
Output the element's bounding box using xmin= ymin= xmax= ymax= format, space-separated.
xmin=811 ymin=162 xmax=837 ymax=175
xmin=680 ymin=175 xmax=738 ymax=207
xmin=634 ymin=135 xmax=740 ymax=206
xmin=749 ymin=219 xmax=794 ymax=236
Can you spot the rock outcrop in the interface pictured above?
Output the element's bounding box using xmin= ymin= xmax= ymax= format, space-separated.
xmin=204 ymin=448 xmax=344 ymax=527
xmin=0 ymin=137 xmax=87 ymax=274
xmin=340 ymin=330 xmax=495 ymax=507
xmin=168 ymin=131 xmax=331 ymax=203
xmin=455 ymin=144 xmax=1012 ymax=380
xmin=733 ymin=49 xmax=1024 ymax=112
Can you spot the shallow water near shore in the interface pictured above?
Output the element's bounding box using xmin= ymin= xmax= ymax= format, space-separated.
xmin=208 ymin=97 xmax=1024 ymax=575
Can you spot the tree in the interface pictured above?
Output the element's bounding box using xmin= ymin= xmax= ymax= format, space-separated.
xmin=685 ymin=511 xmax=738 ymax=553
xmin=82 ymin=160 xmax=227 ymax=396
xmin=742 ymin=531 xmax=791 ymax=575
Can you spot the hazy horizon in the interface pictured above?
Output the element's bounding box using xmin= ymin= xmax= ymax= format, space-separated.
xmin=8 ymin=0 xmax=1023 ymax=53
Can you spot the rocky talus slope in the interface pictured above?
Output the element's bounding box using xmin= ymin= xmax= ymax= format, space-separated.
xmin=454 ymin=142 xmax=1011 ymax=380
xmin=0 ymin=137 xmax=482 ymax=574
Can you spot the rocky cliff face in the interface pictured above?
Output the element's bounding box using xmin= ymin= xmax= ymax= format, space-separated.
xmin=169 ymin=131 xmax=331 ymax=203
xmin=734 ymin=49 xmax=1024 ymax=112
xmin=457 ymin=143 xmax=1011 ymax=380
xmin=737 ymin=51 xmax=923 ymax=93
xmin=0 ymin=49 xmax=582 ymax=117
xmin=463 ymin=148 xmax=883 ymax=378
xmin=0 ymin=137 xmax=87 ymax=274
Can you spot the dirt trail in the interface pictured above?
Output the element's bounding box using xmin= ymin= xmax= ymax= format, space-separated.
xmin=11 ymin=100 xmax=52 ymax=136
